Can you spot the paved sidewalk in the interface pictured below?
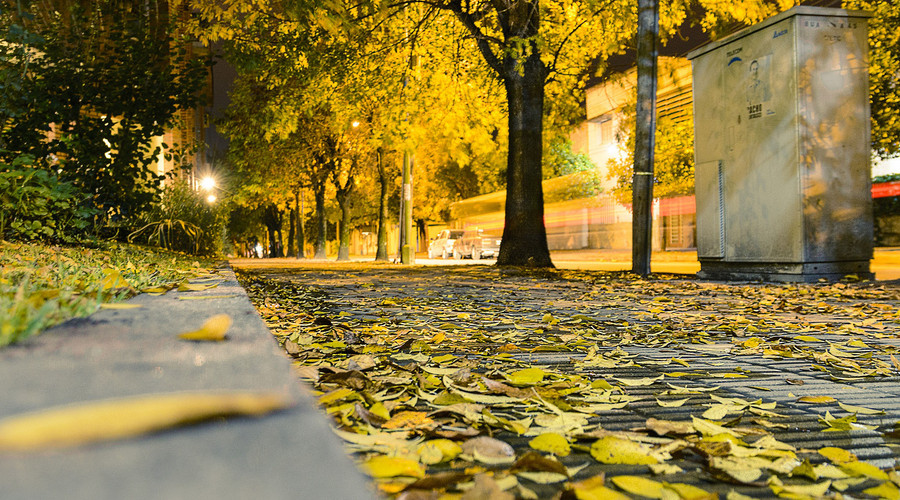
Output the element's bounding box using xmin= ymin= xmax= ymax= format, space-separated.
xmin=234 ymin=262 xmax=900 ymax=499
xmin=0 ymin=267 xmax=373 ymax=500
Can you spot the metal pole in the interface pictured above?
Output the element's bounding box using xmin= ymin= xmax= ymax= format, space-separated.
xmin=632 ymin=0 xmax=659 ymax=276
xmin=400 ymin=151 xmax=414 ymax=264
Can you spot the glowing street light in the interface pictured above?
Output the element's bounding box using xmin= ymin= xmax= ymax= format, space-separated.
xmin=200 ymin=176 xmax=216 ymax=191
xmin=206 ymin=194 xmax=217 ymax=204
xmin=351 ymin=120 xmax=360 ymax=128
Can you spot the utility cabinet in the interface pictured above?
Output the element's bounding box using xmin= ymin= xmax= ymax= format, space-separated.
xmin=688 ymin=6 xmax=873 ymax=281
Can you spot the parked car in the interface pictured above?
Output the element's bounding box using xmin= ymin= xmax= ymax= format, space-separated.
xmin=428 ymin=229 xmax=466 ymax=259
xmin=452 ymin=229 xmax=502 ymax=260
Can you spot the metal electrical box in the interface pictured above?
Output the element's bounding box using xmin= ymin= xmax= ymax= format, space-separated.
xmin=688 ymin=6 xmax=873 ymax=282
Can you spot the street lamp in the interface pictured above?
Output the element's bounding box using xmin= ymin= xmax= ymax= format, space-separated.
xmin=200 ymin=176 xmax=216 ymax=192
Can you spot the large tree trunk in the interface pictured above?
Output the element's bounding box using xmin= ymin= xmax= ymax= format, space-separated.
xmin=632 ymin=0 xmax=660 ymax=276
xmin=262 ymin=204 xmax=284 ymax=258
xmin=287 ymin=207 xmax=296 ymax=257
xmin=335 ymin=188 xmax=352 ymax=261
xmin=375 ymin=149 xmax=390 ymax=262
xmin=295 ymin=190 xmax=305 ymax=259
xmin=496 ymin=48 xmax=553 ymax=268
xmin=313 ymin=184 xmax=327 ymax=259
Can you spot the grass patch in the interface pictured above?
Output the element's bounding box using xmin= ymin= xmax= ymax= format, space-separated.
xmin=0 ymin=240 xmax=214 ymax=347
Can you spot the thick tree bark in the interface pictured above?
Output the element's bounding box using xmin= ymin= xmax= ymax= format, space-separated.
xmin=295 ymin=190 xmax=305 ymax=259
xmin=375 ymin=149 xmax=390 ymax=262
xmin=262 ymin=204 xmax=284 ymax=258
xmin=313 ymin=183 xmax=327 ymax=259
xmin=287 ymin=207 xmax=296 ymax=258
xmin=632 ymin=0 xmax=660 ymax=276
xmin=335 ymin=187 xmax=352 ymax=261
xmin=496 ymin=48 xmax=553 ymax=268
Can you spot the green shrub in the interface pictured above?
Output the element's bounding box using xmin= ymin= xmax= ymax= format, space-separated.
xmin=0 ymin=155 xmax=95 ymax=242
xmin=129 ymin=180 xmax=226 ymax=256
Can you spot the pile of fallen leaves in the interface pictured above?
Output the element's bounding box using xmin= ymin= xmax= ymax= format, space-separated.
xmin=237 ymin=264 xmax=900 ymax=499
xmin=0 ymin=240 xmax=214 ymax=346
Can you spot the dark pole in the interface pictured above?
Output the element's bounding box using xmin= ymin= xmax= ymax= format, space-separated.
xmin=632 ymin=0 xmax=659 ymax=276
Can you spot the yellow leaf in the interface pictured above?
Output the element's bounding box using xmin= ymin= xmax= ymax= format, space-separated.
xmin=369 ymin=402 xmax=390 ymax=421
xmin=798 ymin=396 xmax=837 ymax=404
xmin=692 ymin=416 xmax=740 ymax=437
xmin=741 ymin=337 xmax=762 ymax=348
xmin=362 ymin=456 xmax=425 ymax=479
xmin=0 ymin=391 xmax=291 ymax=450
xmin=610 ymin=475 xmax=664 ymax=498
xmin=656 ymin=398 xmax=690 ymax=408
xmin=507 ymin=367 xmax=547 ymax=386
xmin=381 ymin=411 xmax=434 ymax=430
xmin=863 ymin=482 xmax=900 ymax=500
xmin=417 ymin=439 xmax=462 ymax=464
xmin=818 ymin=446 xmax=857 ymax=464
xmin=430 ymin=331 xmax=446 ymax=344
xmin=837 ymin=402 xmax=884 ymax=415
xmin=99 ymin=268 xmax=131 ymax=291
xmin=702 ymin=404 xmax=731 ymax=420
xmin=529 ymin=432 xmax=571 ymax=456
xmin=99 ymin=303 xmax=142 ymax=310
xmin=768 ymin=477 xmax=831 ymax=498
xmin=839 ymin=461 xmax=889 ymax=480
xmin=177 ymin=282 xmax=219 ymax=292
xmin=613 ymin=375 xmax=663 ymax=387
xmin=178 ymin=314 xmax=232 ymax=341
xmin=431 ymin=354 xmax=456 ymax=364
xmin=664 ymin=482 xmax=714 ymax=499
xmin=590 ymin=436 xmax=658 ymax=465
xmin=794 ymin=335 xmax=823 ymax=342
xmin=318 ymin=388 xmax=355 ymax=406
xmin=570 ymin=475 xmax=631 ymax=500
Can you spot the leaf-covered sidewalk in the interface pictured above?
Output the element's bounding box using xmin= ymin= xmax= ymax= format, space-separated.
xmin=234 ymin=263 xmax=900 ymax=500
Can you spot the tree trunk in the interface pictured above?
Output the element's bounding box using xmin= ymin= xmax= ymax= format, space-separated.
xmin=295 ymin=190 xmax=305 ymax=259
xmin=375 ymin=149 xmax=390 ymax=262
xmin=632 ymin=0 xmax=660 ymax=276
xmin=262 ymin=204 xmax=284 ymax=258
xmin=287 ymin=207 xmax=296 ymax=258
xmin=313 ymin=184 xmax=327 ymax=259
xmin=335 ymin=188 xmax=352 ymax=261
xmin=496 ymin=48 xmax=553 ymax=268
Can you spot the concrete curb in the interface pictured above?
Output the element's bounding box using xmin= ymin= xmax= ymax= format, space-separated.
xmin=0 ymin=266 xmax=373 ymax=500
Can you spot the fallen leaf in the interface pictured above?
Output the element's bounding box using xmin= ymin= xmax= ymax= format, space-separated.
xmin=818 ymin=446 xmax=857 ymax=464
xmin=178 ymin=314 xmax=232 ymax=341
xmin=417 ymin=439 xmax=462 ymax=464
xmin=768 ymin=476 xmax=831 ymax=498
xmin=506 ymin=367 xmax=547 ymax=386
xmin=863 ymin=481 xmax=900 ymax=500
xmin=461 ymin=436 xmax=515 ymax=464
xmin=839 ymin=460 xmax=889 ymax=480
xmin=797 ymin=395 xmax=837 ymax=404
xmin=610 ymin=475 xmax=664 ymax=498
xmin=0 ymin=391 xmax=291 ymax=450
xmin=590 ymin=436 xmax=658 ymax=465
xmin=99 ymin=303 xmax=142 ymax=310
xmin=663 ymin=482 xmax=714 ymax=499
xmin=528 ymin=432 xmax=571 ymax=456
xmin=99 ymin=268 xmax=131 ymax=291
xmin=656 ymin=397 xmax=690 ymax=408
xmin=569 ymin=475 xmax=630 ymax=500
xmin=837 ymin=402 xmax=884 ymax=415
xmin=362 ymin=456 xmax=425 ymax=479
xmin=460 ymin=473 xmax=514 ymax=500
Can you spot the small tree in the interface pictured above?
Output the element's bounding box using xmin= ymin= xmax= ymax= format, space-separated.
xmin=0 ymin=0 xmax=208 ymax=226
